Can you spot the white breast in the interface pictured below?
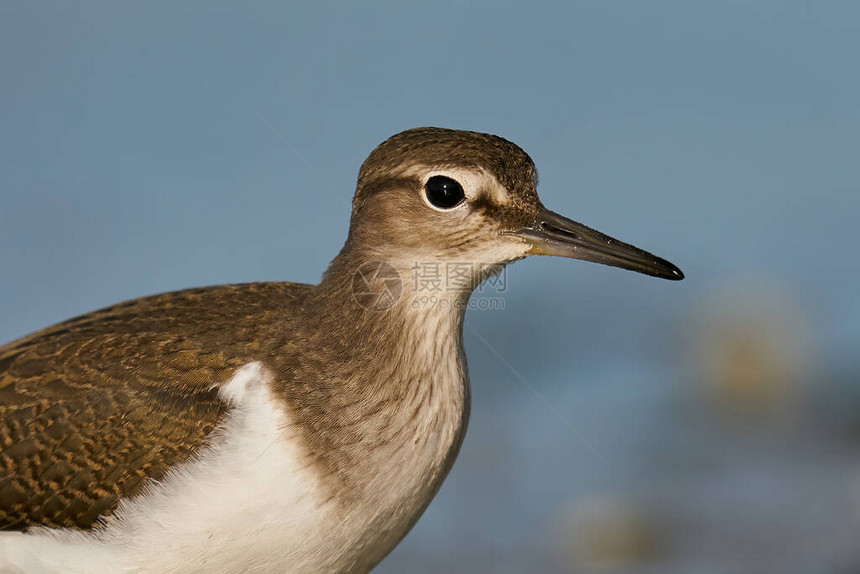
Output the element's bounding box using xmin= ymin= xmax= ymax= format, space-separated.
xmin=2 ymin=363 xmax=329 ymax=573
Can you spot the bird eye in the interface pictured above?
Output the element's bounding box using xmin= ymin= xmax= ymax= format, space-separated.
xmin=424 ymin=176 xmax=465 ymax=210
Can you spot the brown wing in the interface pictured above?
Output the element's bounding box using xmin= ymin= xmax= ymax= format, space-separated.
xmin=0 ymin=282 xmax=312 ymax=531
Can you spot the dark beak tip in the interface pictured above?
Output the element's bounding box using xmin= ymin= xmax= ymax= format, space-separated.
xmin=662 ymin=261 xmax=685 ymax=281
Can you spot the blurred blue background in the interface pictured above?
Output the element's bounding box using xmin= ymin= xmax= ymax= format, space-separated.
xmin=2 ymin=2 xmax=859 ymax=572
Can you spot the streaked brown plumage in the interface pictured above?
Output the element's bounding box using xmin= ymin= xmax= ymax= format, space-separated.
xmin=0 ymin=283 xmax=310 ymax=529
xmin=0 ymin=127 xmax=538 ymax=532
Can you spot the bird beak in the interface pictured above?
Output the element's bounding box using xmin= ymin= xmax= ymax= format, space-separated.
xmin=512 ymin=207 xmax=684 ymax=280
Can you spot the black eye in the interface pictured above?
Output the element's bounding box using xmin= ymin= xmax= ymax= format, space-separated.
xmin=424 ymin=175 xmax=465 ymax=210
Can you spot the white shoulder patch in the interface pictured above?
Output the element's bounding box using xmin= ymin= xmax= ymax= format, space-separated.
xmin=216 ymin=361 xmax=266 ymax=405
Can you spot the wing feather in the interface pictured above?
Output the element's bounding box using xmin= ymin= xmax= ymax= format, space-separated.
xmin=0 ymin=282 xmax=311 ymax=530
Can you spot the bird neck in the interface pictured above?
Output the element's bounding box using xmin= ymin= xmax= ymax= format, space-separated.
xmin=317 ymin=240 xmax=479 ymax=315
xmin=278 ymin=245 xmax=473 ymax=511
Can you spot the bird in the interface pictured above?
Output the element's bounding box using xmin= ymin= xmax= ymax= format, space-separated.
xmin=0 ymin=127 xmax=683 ymax=573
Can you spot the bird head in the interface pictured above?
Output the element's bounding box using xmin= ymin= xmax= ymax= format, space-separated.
xmin=344 ymin=127 xmax=683 ymax=286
